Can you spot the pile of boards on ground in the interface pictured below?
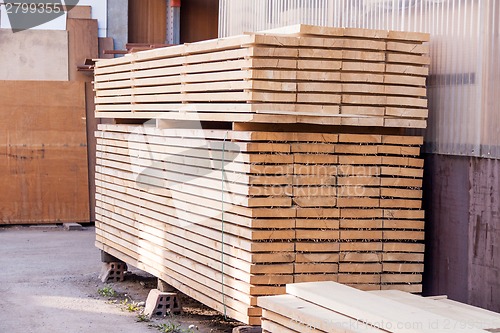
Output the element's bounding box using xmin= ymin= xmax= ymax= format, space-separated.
xmin=93 ymin=24 xmax=430 ymax=325
xmin=258 ymin=281 xmax=500 ymax=332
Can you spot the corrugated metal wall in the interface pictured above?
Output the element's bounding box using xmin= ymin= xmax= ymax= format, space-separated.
xmin=219 ymin=0 xmax=500 ymax=158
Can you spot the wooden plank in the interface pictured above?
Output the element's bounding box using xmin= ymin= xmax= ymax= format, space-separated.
xmin=384 ymin=74 xmax=426 ymax=86
xmin=296 ymin=229 xmax=339 ymax=240
xmin=339 ymin=253 xmax=382 ymax=262
xmin=339 ymin=242 xmax=383 ymax=252
xmin=372 ymin=290 xmax=500 ymax=330
xmin=380 ymin=274 xmax=422 ymax=283
xmin=341 ymin=106 xmax=385 ymax=116
xmin=383 ymin=230 xmax=425 ymax=240
xmin=286 ymin=281 xmax=487 ymax=333
xmin=383 ymin=263 xmax=424 ymax=272
xmin=383 ymin=243 xmax=425 ymax=253
xmin=295 ymin=242 xmax=340 ymax=253
xmin=296 ymin=252 xmax=339 ymax=263
xmin=385 ymin=118 xmax=427 ymax=129
xmin=386 ymin=42 xmax=429 ymax=55
xmin=338 ymin=274 xmax=381 ymax=284
xmin=340 ymin=219 xmax=383 ymax=229
xmin=262 ymin=311 xmax=321 ymax=333
xmin=386 ymin=53 xmax=431 ymax=66
xmin=98 ymin=37 xmax=115 ymax=59
xmin=382 ymin=253 xmax=425 ymax=262
xmin=340 ymin=209 xmax=383 ymax=218
xmin=67 ymin=18 xmax=98 ymax=81
xmin=339 ymin=263 xmax=382 ymax=273
xmin=258 ymin=294 xmax=386 ymax=333
xmin=380 ymin=188 xmax=423 ymax=198
xmin=0 ymin=81 xmax=89 ymax=224
xmin=384 ymin=209 xmax=425 ymax=219
xmin=342 ymin=61 xmax=385 ymax=73
xmin=387 ymin=31 xmax=430 ymax=42
xmin=385 ymin=63 xmax=429 ymax=76
xmin=385 ymin=107 xmax=429 ymax=119
xmin=380 ymin=199 xmax=422 ymax=209
xmin=261 ymin=317 xmax=301 ymax=333
xmin=382 ymin=135 xmax=423 ymax=145
xmin=294 ymin=274 xmax=339 ymax=283
xmin=337 ymin=176 xmax=380 ymax=186
xmin=67 ymin=5 xmax=92 ymax=19
xmin=380 ymin=284 xmax=422 ymax=293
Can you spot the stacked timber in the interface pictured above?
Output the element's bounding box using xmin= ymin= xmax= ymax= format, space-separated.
xmin=94 ymin=25 xmax=429 ymax=127
xmin=93 ymin=24 xmax=430 ymax=325
xmin=258 ymin=281 xmax=500 ymax=332
xmin=95 ymin=125 xmax=425 ymax=324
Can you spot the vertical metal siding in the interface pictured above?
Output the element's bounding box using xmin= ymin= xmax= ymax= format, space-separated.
xmin=219 ymin=0 xmax=500 ymax=159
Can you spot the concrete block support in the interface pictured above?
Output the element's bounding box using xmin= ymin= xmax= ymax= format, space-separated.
xmin=99 ymin=262 xmax=127 ymax=282
xmin=144 ymin=289 xmax=182 ymax=318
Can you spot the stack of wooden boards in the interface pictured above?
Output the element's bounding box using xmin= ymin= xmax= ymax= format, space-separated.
xmin=258 ymin=281 xmax=500 ymax=332
xmin=94 ymin=24 xmax=430 ymax=325
xmin=94 ymin=125 xmax=425 ymax=325
xmin=94 ymin=25 xmax=429 ymax=128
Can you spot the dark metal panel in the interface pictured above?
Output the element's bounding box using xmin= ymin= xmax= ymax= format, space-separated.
xmin=422 ymin=154 xmax=470 ymax=302
xmin=468 ymin=158 xmax=500 ymax=312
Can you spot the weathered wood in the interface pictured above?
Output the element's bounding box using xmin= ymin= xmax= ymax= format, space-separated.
xmin=0 ymin=81 xmax=90 ymax=224
xmin=67 ymin=18 xmax=98 ymax=81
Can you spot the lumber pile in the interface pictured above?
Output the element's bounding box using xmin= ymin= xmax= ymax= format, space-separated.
xmin=93 ymin=24 xmax=430 ymax=325
xmin=258 ymin=281 xmax=500 ymax=332
xmin=94 ymin=25 xmax=429 ymax=127
xmin=95 ymin=125 xmax=425 ymax=325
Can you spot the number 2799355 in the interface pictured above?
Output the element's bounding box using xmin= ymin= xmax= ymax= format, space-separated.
xmin=4 ymin=2 xmax=62 ymax=14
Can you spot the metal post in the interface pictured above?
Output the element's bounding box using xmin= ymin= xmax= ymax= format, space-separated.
xmin=171 ymin=0 xmax=181 ymax=44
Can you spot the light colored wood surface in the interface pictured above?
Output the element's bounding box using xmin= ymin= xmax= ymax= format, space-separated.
xmin=94 ymin=26 xmax=429 ymax=128
xmin=286 ymin=281 xmax=488 ymax=333
xmin=260 ymin=281 xmax=500 ymax=332
xmin=94 ymin=124 xmax=426 ymax=322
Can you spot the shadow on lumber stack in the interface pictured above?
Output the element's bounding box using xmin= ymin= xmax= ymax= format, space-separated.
xmin=93 ymin=24 xmax=430 ymax=325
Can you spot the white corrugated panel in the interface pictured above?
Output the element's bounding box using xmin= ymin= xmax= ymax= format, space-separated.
xmin=219 ymin=0 xmax=500 ymax=158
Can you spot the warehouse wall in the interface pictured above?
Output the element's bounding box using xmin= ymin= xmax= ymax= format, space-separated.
xmin=423 ymin=154 xmax=500 ymax=312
